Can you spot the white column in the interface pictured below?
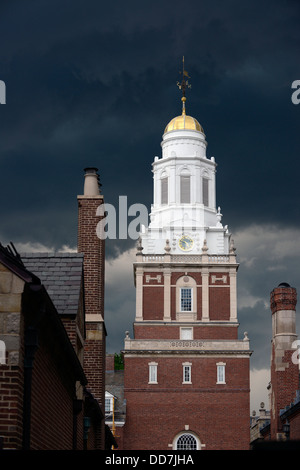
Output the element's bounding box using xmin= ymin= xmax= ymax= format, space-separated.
xmin=163 ymin=270 xmax=171 ymax=321
xmin=195 ymin=165 xmax=201 ymax=204
xmin=229 ymin=270 xmax=237 ymax=322
xmin=211 ymin=168 xmax=216 ymax=210
xmin=169 ymin=165 xmax=176 ymax=204
xmin=135 ymin=268 xmax=143 ymax=321
xmin=202 ymin=269 xmax=209 ymax=321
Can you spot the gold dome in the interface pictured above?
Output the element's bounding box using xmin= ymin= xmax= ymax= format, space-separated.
xmin=164 ymin=114 xmax=204 ymax=134
xmin=164 ymin=97 xmax=204 ymax=134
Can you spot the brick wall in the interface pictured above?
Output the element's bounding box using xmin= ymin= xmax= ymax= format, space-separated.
xmin=0 ymin=364 xmax=24 ymax=449
xmin=134 ymin=324 xmax=238 ymax=340
xmin=125 ymin=356 xmax=249 ymax=390
xmin=209 ymin=287 xmax=230 ymax=320
xmin=270 ymin=346 xmax=299 ymax=439
xmin=0 ymin=266 xmax=88 ymax=450
xmin=77 ymin=180 xmax=106 ymax=449
xmin=106 ymin=354 xmax=115 ymax=371
xmin=123 ymin=356 xmax=250 ymax=450
xmin=289 ymin=408 xmax=300 ymax=440
xmin=269 ymin=284 xmax=298 ymax=439
xmin=143 ymin=287 xmax=164 ymax=320
xmin=140 ymin=270 xmax=233 ymax=322
xmin=29 ymin=339 xmax=79 ymax=449
xmin=0 ymin=264 xmax=24 ymax=449
xmin=77 ymin=197 xmax=105 ymax=318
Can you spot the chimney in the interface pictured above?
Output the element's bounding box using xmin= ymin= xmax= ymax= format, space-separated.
xmin=78 ymin=168 xmax=104 ymax=318
xmin=106 ymin=354 xmax=115 ymax=372
xmin=83 ymin=167 xmax=101 ymax=196
xmin=270 ymin=282 xmax=298 ymax=439
xmin=78 ymin=167 xmax=106 ymax=449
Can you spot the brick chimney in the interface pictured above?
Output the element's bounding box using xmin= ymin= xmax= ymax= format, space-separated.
xmin=77 ymin=167 xmax=106 ymax=448
xmin=270 ymin=282 xmax=298 ymax=440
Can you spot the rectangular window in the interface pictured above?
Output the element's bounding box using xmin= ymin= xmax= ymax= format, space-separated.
xmin=0 ymin=340 xmax=5 ymax=365
xmin=161 ymin=178 xmax=168 ymax=205
xmin=217 ymin=363 xmax=226 ymax=384
xmin=105 ymin=398 xmax=112 ymax=414
xmin=183 ymin=364 xmax=192 ymax=383
xmin=149 ymin=363 xmax=158 ymax=383
xmin=180 ymin=288 xmax=192 ymax=312
xmin=180 ymin=327 xmax=193 ymax=340
xmin=180 ymin=175 xmax=190 ymax=203
xmin=202 ymin=178 xmax=209 ymax=207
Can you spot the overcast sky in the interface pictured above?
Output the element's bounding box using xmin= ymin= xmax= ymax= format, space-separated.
xmin=1 ymin=0 xmax=300 ymax=412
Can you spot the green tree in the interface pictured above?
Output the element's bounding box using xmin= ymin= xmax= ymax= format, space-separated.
xmin=114 ymin=353 xmax=124 ymax=370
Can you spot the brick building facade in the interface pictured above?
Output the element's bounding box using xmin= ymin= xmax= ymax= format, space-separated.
xmin=122 ymin=86 xmax=252 ymax=450
xmin=77 ymin=167 xmax=107 ymax=449
xmin=253 ymin=283 xmax=300 ymax=448
xmin=0 ymin=167 xmax=110 ymax=450
xmin=0 ymin=244 xmax=89 ymax=449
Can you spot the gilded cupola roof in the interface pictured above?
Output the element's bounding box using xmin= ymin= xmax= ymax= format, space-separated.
xmin=164 ymin=100 xmax=204 ymax=134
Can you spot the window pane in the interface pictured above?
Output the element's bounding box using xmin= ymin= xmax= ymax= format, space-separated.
xmin=161 ymin=178 xmax=168 ymax=205
xmin=217 ymin=365 xmax=225 ymax=383
xmin=149 ymin=364 xmax=157 ymax=383
xmin=181 ymin=288 xmax=192 ymax=311
xmin=105 ymin=398 xmax=111 ymax=413
xmin=203 ymin=178 xmax=209 ymax=207
xmin=180 ymin=175 xmax=190 ymax=203
xmin=176 ymin=434 xmax=197 ymax=450
xmin=183 ymin=365 xmax=191 ymax=382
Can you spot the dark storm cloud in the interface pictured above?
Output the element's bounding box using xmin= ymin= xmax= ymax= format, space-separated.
xmin=1 ymin=1 xmax=300 ymax=402
xmin=1 ymin=0 xmax=299 ymax=251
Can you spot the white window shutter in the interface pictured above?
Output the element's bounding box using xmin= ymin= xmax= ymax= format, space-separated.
xmin=202 ymin=178 xmax=209 ymax=207
xmin=180 ymin=175 xmax=190 ymax=203
xmin=161 ymin=178 xmax=168 ymax=205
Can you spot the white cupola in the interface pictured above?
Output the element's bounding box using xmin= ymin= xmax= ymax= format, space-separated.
xmin=140 ymin=66 xmax=231 ymax=256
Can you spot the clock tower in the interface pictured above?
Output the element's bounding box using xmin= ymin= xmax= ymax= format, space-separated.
xmin=122 ymin=62 xmax=252 ymax=451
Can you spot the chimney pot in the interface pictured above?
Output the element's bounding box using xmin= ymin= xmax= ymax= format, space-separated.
xmin=83 ymin=167 xmax=100 ymax=196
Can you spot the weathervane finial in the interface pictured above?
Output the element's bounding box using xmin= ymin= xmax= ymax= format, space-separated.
xmin=177 ymin=56 xmax=191 ymax=115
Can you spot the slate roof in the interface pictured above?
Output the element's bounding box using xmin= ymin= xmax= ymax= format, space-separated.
xmin=21 ymin=252 xmax=84 ymax=316
xmin=0 ymin=242 xmax=40 ymax=285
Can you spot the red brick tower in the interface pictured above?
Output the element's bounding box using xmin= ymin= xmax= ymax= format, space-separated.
xmin=270 ymin=283 xmax=298 ymax=440
xmin=77 ymin=167 xmax=106 ymax=448
xmin=122 ymin=77 xmax=252 ymax=450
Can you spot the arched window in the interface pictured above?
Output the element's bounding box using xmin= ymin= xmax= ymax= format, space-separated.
xmin=175 ymin=433 xmax=199 ymax=450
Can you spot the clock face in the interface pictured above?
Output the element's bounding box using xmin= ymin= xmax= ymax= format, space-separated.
xmin=178 ymin=235 xmax=194 ymax=251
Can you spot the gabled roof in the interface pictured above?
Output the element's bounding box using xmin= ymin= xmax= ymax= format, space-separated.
xmin=21 ymin=252 xmax=84 ymax=316
xmin=0 ymin=242 xmax=40 ymax=284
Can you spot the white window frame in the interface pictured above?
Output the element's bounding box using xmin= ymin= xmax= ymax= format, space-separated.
xmin=176 ymin=276 xmax=197 ymax=321
xmin=180 ymin=327 xmax=193 ymax=340
xmin=105 ymin=391 xmax=114 ymax=415
xmin=182 ymin=362 xmax=192 ymax=384
xmin=180 ymin=287 xmax=193 ymax=312
xmin=216 ymin=362 xmax=226 ymax=384
xmin=148 ymin=362 xmax=158 ymax=384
